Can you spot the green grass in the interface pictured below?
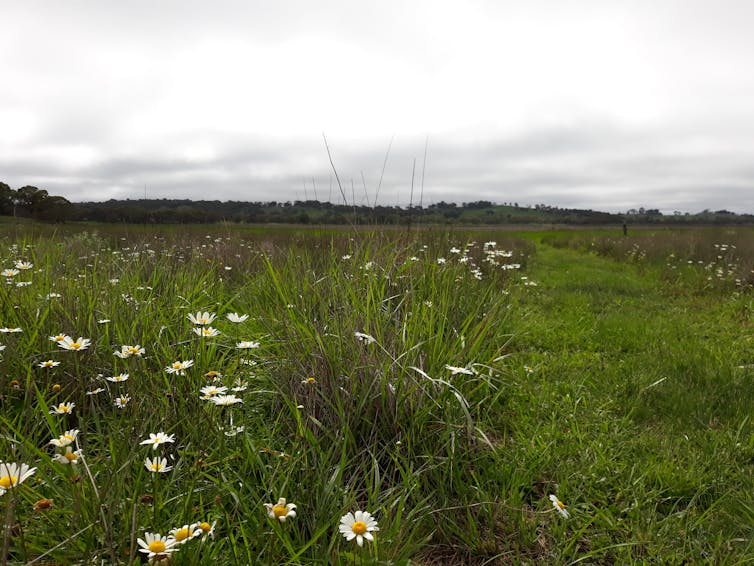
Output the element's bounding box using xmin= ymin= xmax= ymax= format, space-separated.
xmin=0 ymin=223 xmax=753 ymax=564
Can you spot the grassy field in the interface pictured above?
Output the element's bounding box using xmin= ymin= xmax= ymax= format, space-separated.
xmin=0 ymin=222 xmax=753 ymax=564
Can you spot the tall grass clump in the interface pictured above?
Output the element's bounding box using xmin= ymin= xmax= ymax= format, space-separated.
xmin=0 ymin=226 xmax=533 ymax=564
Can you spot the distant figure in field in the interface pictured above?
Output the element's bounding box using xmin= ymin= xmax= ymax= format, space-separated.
xmin=623 ymin=222 xmax=628 ymax=236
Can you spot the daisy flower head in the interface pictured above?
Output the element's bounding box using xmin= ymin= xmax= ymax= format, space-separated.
xmin=1 ymin=269 xmax=19 ymax=278
xmin=264 ymin=497 xmax=297 ymax=522
xmin=209 ymin=394 xmax=243 ymax=406
xmin=301 ymin=377 xmax=317 ymax=385
xmin=226 ymin=312 xmax=249 ymax=323
xmin=165 ymin=360 xmax=194 ymax=375
xmin=53 ymin=447 xmax=83 ymax=465
xmin=0 ymin=327 xmax=22 ymax=333
xmin=49 ymin=429 xmax=79 ymax=447
xmin=140 ymin=432 xmax=176 ymax=450
xmin=107 ymin=373 xmax=129 ymax=383
xmin=114 ymin=394 xmax=131 ymax=408
xmin=198 ymin=520 xmax=216 ymax=538
xmin=187 ymin=311 xmax=216 ymax=325
xmin=14 ymin=261 xmax=33 ymax=270
xmin=58 ymin=336 xmax=91 ymax=351
xmin=193 ymin=326 xmax=220 ymax=338
xmin=144 ymin=456 xmax=172 ymax=473
xmin=38 ymin=360 xmax=61 ymax=368
xmin=200 ymin=385 xmax=228 ymax=399
xmin=235 ymin=340 xmax=259 ymax=349
xmin=339 ymin=510 xmax=379 ymax=546
xmin=50 ymin=401 xmax=75 ymax=415
xmin=49 ymin=333 xmax=69 ymax=344
xmin=0 ymin=462 xmax=36 ymax=494
xmin=170 ymin=523 xmax=202 ymax=544
xmin=137 ymin=532 xmax=177 ymax=558
xmin=549 ymin=494 xmax=570 ymax=518
xmin=114 ymin=344 xmax=145 ymax=358
xmin=354 ymin=332 xmax=376 ymax=345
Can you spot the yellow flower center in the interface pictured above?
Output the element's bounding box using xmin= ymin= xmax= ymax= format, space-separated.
xmin=63 ymin=434 xmax=74 ymax=441
xmin=70 ymin=342 xmax=81 ymax=349
xmin=64 ymin=452 xmax=77 ymax=462
xmin=172 ymin=362 xmax=182 ymax=369
xmin=148 ymin=540 xmax=166 ymax=553
xmin=272 ymin=504 xmax=288 ymax=518
xmin=305 ymin=377 xmax=316 ymax=384
xmin=128 ymin=347 xmax=139 ymax=353
xmin=150 ymin=463 xmax=162 ymax=471
xmin=43 ymin=361 xmax=53 ymax=367
xmin=199 ymin=522 xmax=211 ymax=532
xmin=52 ymin=384 xmax=61 ymax=392
xmin=0 ymin=475 xmax=18 ymax=489
xmin=59 ymin=405 xmax=70 ymax=413
xmin=351 ymin=521 xmax=367 ymax=535
xmin=556 ymin=500 xmax=565 ymax=510
xmin=174 ymin=527 xmax=190 ymax=541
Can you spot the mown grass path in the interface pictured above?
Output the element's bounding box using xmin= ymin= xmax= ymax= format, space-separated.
xmin=501 ymin=238 xmax=754 ymax=563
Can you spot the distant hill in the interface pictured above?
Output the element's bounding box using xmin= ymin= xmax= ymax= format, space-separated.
xmin=71 ymin=198 xmax=754 ymax=226
xmin=3 ymin=179 xmax=754 ymax=225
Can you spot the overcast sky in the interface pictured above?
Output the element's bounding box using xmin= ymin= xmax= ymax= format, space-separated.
xmin=2 ymin=0 xmax=754 ymax=213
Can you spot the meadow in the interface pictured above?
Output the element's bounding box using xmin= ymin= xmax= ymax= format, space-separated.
xmin=0 ymin=221 xmax=753 ymax=564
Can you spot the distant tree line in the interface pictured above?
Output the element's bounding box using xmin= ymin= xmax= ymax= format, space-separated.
xmin=3 ymin=180 xmax=754 ymax=225
xmin=0 ymin=182 xmax=73 ymax=222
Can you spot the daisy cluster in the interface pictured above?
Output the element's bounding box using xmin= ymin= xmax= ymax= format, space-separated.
xmin=400 ymin=240 xmax=526 ymax=282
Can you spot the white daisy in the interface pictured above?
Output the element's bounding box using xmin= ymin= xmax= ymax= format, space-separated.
xmin=106 ymin=373 xmax=129 ymax=383
xmin=58 ymin=336 xmax=91 ymax=351
xmin=549 ymin=494 xmax=570 ymax=518
xmin=114 ymin=344 xmax=145 ymax=358
xmin=0 ymin=462 xmax=37 ymax=495
xmin=49 ymin=429 xmax=79 ymax=447
xmin=140 ymin=432 xmax=175 ymax=450
xmin=165 ymin=360 xmax=194 ymax=375
xmin=170 ymin=523 xmax=202 ymax=544
xmin=50 ymin=402 xmax=75 ymax=415
xmin=144 ymin=456 xmax=172 ymax=473
xmin=53 ymin=447 xmax=83 ymax=465
xmin=137 ymin=532 xmax=177 ymax=558
xmin=264 ymin=497 xmax=297 ymax=522
xmin=226 ymin=312 xmax=249 ymax=323
xmin=339 ymin=510 xmax=379 ymax=546
xmin=187 ymin=311 xmax=216 ymax=325
xmin=114 ymin=394 xmax=131 ymax=409
xmin=209 ymin=394 xmax=243 ymax=406
xmin=200 ymin=385 xmax=228 ymax=398
xmin=192 ymin=326 xmax=220 ymax=337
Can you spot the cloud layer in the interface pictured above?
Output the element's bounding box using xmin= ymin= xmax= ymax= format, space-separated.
xmin=3 ymin=1 xmax=754 ymax=213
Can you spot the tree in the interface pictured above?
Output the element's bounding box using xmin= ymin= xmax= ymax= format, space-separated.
xmin=0 ymin=182 xmax=16 ymax=215
xmin=15 ymin=186 xmax=50 ymax=217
